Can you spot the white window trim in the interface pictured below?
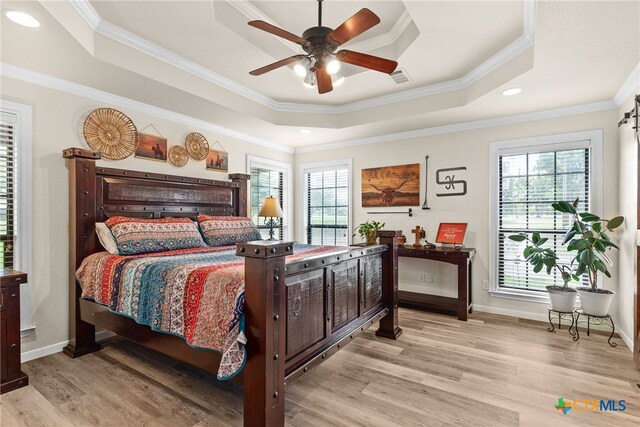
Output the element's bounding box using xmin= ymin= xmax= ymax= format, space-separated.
xmin=246 ymin=155 xmax=293 ymax=241
xmin=0 ymin=99 xmax=34 ymax=333
xmin=299 ymin=158 xmax=353 ymax=246
xmin=488 ymin=129 xmax=604 ymax=303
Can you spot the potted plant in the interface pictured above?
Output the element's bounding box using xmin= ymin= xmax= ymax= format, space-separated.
xmin=551 ymin=200 xmax=624 ymax=316
xmin=353 ymin=220 xmax=385 ymax=245
xmin=508 ymin=232 xmax=578 ymax=312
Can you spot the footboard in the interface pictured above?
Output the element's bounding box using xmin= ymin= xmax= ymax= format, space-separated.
xmin=237 ymin=231 xmax=401 ymax=426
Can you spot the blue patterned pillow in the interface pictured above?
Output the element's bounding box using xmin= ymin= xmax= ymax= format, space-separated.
xmin=197 ymin=215 xmax=262 ymax=246
xmin=105 ymin=216 xmax=205 ymax=255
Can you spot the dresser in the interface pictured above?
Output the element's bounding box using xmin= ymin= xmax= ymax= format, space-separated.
xmin=1 ymin=269 xmax=29 ymax=394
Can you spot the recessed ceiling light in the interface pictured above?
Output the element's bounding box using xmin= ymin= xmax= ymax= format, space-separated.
xmin=5 ymin=10 xmax=40 ymax=28
xmin=502 ymin=87 xmax=522 ymax=96
xmin=300 ymin=129 xmax=312 ymax=134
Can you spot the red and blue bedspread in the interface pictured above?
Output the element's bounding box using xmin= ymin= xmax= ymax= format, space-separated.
xmin=76 ymin=243 xmax=345 ymax=380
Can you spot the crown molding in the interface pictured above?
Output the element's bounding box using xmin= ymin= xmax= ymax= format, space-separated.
xmin=343 ymin=9 xmax=413 ymax=53
xmin=294 ymin=99 xmax=616 ymax=153
xmin=613 ymin=62 xmax=640 ymax=107
xmin=66 ymin=0 xmax=537 ymax=115
xmin=0 ymin=62 xmax=295 ymax=154
xmin=225 ymin=0 xmax=299 ymax=54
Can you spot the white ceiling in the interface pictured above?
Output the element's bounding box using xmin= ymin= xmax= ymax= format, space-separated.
xmin=1 ymin=1 xmax=639 ymax=150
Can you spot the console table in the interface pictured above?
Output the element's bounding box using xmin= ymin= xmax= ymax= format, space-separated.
xmin=397 ymin=246 xmax=475 ymax=321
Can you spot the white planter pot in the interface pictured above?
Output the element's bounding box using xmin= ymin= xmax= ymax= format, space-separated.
xmin=577 ymin=289 xmax=615 ymax=316
xmin=547 ymin=288 xmax=577 ymax=312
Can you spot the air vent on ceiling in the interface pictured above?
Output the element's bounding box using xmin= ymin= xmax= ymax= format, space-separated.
xmin=390 ymin=68 xmax=411 ymax=84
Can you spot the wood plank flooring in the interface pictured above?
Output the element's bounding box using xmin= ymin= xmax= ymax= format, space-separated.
xmin=1 ymin=308 xmax=639 ymax=426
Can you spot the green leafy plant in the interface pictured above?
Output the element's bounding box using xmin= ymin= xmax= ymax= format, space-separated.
xmin=551 ymin=199 xmax=624 ymax=293
xmin=507 ymin=232 xmax=576 ymax=291
xmin=510 ymin=199 xmax=624 ymax=293
xmin=353 ymin=220 xmax=385 ymax=245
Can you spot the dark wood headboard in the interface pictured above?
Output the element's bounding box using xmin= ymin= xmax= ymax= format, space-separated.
xmin=63 ymin=147 xmax=249 ymax=269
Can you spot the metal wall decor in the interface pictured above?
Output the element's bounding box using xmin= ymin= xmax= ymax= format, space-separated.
xmin=83 ymin=108 xmax=138 ymax=160
xmin=422 ymin=155 xmax=430 ymax=210
xmin=185 ymin=132 xmax=209 ymax=160
xmin=168 ymin=145 xmax=189 ymax=167
xmin=436 ymin=167 xmax=467 ymax=197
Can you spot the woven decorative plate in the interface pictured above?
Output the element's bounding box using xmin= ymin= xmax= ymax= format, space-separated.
xmin=184 ymin=132 xmax=209 ymax=161
xmin=168 ymin=145 xmax=189 ymax=167
xmin=83 ymin=108 xmax=138 ymax=160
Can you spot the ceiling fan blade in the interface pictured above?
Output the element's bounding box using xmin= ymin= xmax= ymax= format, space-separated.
xmin=336 ymin=50 xmax=398 ymax=74
xmin=249 ymin=55 xmax=307 ymax=76
xmin=327 ymin=8 xmax=380 ymax=46
xmin=315 ymin=66 xmax=333 ymax=94
xmin=248 ymin=20 xmax=308 ymax=45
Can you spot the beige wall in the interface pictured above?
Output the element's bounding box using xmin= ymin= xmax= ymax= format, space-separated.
xmin=295 ymin=109 xmax=624 ymax=326
xmin=2 ymin=74 xmax=634 ymax=357
xmin=1 ymin=76 xmax=294 ymax=355
xmin=617 ymin=91 xmax=639 ymax=349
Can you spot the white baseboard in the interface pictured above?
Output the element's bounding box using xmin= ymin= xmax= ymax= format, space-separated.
xmin=617 ymin=329 xmax=634 ymax=352
xmin=474 ymin=304 xmax=634 ymax=352
xmin=473 ymin=304 xmax=548 ymax=322
xmin=21 ymin=331 xmax=115 ymax=363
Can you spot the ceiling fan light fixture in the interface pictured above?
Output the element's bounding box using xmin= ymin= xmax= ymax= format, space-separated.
xmin=326 ymin=58 xmax=341 ymax=75
xmin=293 ymin=57 xmax=311 ymax=78
xmin=303 ymin=72 xmax=316 ymax=88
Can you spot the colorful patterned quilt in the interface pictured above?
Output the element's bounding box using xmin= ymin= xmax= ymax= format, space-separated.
xmin=76 ymin=243 xmax=345 ymax=380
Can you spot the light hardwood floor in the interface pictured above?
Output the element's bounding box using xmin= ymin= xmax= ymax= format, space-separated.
xmin=1 ymin=308 xmax=639 ymax=426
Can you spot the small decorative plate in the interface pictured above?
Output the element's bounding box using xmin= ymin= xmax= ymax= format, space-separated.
xmin=184 ymin=132 xmax=209 ymax=161
xmin=83 ymin=108 xmax=138 ymax=160
xmin=168 ymin=145 xmax=189 ymax=167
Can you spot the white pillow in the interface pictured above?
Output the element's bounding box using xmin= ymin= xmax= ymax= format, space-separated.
xmin=95 ymin=222 xmax=119 ymax=255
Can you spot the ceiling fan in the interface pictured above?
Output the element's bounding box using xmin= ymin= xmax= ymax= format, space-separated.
xmin=248 ymin=0 xmax=398 ymax=94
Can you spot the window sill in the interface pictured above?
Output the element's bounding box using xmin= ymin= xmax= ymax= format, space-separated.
xmin=489 ymin=289 xmax=550 ymax=304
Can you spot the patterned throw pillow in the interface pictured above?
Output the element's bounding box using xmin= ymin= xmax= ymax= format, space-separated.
xmin=197 ymin=215 xmax=262 ymax=247
xmin=105 ymin=216 xmax=205 ymax=255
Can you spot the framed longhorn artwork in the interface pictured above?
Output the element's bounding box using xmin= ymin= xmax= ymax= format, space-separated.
xmin=362 ymin=163 xmax=420 ymax=207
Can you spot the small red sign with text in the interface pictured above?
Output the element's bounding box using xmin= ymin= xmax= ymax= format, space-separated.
xmin=435 ymin=223 xmax=467 ymax=245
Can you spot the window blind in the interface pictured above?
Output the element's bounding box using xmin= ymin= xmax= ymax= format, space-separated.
xmin=0 ymin=113 xmax=16 ymax=269
xmin=305 ymin=168 xmax=349 ymax=245
xmin=498 ymin=147 xmax=590 ymax=291
xmin=250 ymin=167 xmax=284 ymax=240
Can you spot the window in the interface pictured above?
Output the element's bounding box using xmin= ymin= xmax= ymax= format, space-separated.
xmin=490 ymin=130 xmax=603 ymax=300
xmin=1 ymin=100 xmax=33 ymax=331
xmin=247 ymin=155 xmax=291 ymax=241
xmin=301 ymin=159 xmax=352 ymax=246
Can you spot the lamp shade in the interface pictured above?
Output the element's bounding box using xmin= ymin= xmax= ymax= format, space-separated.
xmin=258 ymin=196 xmax=283 ymax=218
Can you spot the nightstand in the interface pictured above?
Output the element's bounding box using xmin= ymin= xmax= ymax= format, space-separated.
xmin=1 ymin=269 xmax=29 ymax=394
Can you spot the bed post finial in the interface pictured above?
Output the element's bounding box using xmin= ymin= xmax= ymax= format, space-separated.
xmin=62 ymin=148 xmax=101 ymax=358
xmin=230 ymin=173 xmax=250 ymax=217
xmin=376 ymin=230 xmax=403 ymax=340
xmin=236 ymin=240 xmax=293 ymax=427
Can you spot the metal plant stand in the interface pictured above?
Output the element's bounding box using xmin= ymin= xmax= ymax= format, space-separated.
xmin=572 ymin=309 xmax=617 ymax=347
xmin=547 ymin=308 xmax=576 ymax=335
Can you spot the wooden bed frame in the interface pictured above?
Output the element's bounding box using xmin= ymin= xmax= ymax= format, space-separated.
xmin=62 ymin=148 xmax=402 ymax=426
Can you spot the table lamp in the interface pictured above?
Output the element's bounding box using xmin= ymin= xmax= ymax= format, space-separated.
xmin=258 ymin=196 xmax=283 ymax=240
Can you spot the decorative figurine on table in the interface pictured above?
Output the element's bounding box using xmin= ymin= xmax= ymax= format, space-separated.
xmin=410 ymin=225 xmax=425 ymax=247
xmin=397 ymin=234 xmax=407 ymax=245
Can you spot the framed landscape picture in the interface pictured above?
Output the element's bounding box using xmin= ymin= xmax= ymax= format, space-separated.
xmin=435 ymin=223 xmax=468 ymax=245
xmin=361 ymin=163 xmax=420 ymax=207
xmin=206 ymin=149 xmax=228 ymax=172
xmin=135 ymin=133 xmax=167 ymax=162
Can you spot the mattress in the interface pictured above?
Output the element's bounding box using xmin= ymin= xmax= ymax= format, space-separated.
xmin=76 ymin=243 xmax=345 ymax=380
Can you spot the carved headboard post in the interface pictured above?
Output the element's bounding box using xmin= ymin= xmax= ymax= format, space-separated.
xmin=230 ymin=173 xmax=250 ymax=217
xmin=62 ymin=147 xmax=101 ymax=358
